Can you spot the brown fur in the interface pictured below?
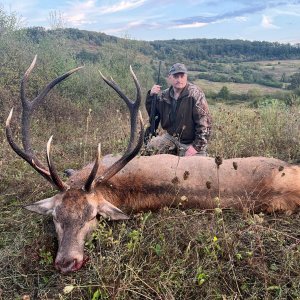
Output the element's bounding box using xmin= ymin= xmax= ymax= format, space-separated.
xmin=68 ymin=154 xmax=300 ymax=214
xmin=40 ymin=153 xmax=300 ymax=273
xmin=22 ymin=153 xmax=300 ymax=274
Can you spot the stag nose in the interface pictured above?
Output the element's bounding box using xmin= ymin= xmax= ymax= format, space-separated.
xmin=55 ymin=258 xmax=83 ymax=274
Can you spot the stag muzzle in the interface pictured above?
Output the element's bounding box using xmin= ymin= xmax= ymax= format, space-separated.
xmin=54 ymin=227 xmax=89 ymax=274
xmin=54 ymin=244 xmax=89 ymax=273
xmin=55 ymin=256 xmax=89 ymax=274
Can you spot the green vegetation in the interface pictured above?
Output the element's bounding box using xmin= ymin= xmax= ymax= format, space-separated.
xmin=150 ymin=38 xmax=300 ymax=62
xmin=1 ymin=7 xmax=300 ymax=299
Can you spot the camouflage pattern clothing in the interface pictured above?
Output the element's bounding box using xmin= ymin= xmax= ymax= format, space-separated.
xmin=144 ymin=133 xmax=192 ymax=156
xmin=146 ymin=82 xmax=212 ymax=154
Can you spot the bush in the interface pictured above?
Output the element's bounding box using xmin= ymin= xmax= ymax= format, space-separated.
xmin=218 ymin=86 xmax=230 ymax=100
xmin=250 ymin=98 xmax=285 ymax=108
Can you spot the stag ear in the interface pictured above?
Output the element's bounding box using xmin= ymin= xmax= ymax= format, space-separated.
xmin=97 ymin=200 xmax=129 ymax=220
xmin=24 ymin=196 xmax=56 ymax=215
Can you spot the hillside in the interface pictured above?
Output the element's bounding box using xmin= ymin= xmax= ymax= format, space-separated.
xmin=1 ymin=19 xmax=300 ymax=299
xmin=16 ymin=27 xmax=300 ymax=97
xmin=24 ymin=27 xmax=300 ymax=63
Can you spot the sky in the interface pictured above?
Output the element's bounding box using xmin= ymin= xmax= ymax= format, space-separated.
xmin=1 ymin=0 xmax=300 ymax=43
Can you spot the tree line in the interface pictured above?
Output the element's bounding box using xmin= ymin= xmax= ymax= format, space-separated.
xmin=150 ymin=39 xmax=300 ymax=63
xmin=22 ymin=27 xmax=300 ymax=64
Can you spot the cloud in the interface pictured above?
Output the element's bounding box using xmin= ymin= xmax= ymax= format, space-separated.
xmin=105 ymin=20 xmax=144 ymax=33
xmin=100 ymin=0 xmax=147 ymax=14
xmin=272 ymin=5 xmax=300 ymax=17
xmin=65 ymin=12 xmax=96 ymax=25
xmin=62 ymin=0 xmax=149 ymax=27
xmin=171 ymin=22 xmax=208 ymax=29
xmin=261 ymin=15 xmax=279 ymax=28
xmin=104 ymin=19 xmax=161 ymax=34
xmin=172 ymin=4 xmax=266 ymax=27
xmin=235 ymin=16 xmax=248 ymax=22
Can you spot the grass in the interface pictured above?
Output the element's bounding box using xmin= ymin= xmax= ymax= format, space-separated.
xmin=1 ymin=88 xmax=300 ymax=299
xmin=1 ymin=205 xmax=300 ymax=299
xmin=194 ymin=79 xmax=286 ymax=95
xmin=247 ymin=59 xmax=300 ymax=80
xmin=209 ymin=103 xmax=300 ymax=161
xmin=191 ymin=59 xmax=300 ymax=95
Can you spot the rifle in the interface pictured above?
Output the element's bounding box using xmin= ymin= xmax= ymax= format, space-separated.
xmin=144 ymin=61 xmax=161 ymax=144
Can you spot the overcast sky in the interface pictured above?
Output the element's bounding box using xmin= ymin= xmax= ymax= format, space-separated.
xmin=2 ymin=0 xmax=300 ymax=43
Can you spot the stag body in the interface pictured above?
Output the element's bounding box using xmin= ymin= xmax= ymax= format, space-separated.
xmin=72 ymin=154 xmax=300 ymax=213
xmin=6 ymin=57 xmax=300 ymax=274
xmin=28 ymin=154 xmax=300 ymax=273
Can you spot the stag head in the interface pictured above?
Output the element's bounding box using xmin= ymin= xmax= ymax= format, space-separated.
xmin=6 ymin=56 xmax=144 ymax=274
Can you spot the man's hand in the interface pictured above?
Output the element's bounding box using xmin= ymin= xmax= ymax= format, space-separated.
xmin=185 ymin=145 xmax=198 ymax=156
xmin=150 ymin=85 xmax=161 ymax=96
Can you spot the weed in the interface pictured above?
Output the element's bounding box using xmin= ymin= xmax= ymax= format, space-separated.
xmin=1 ymin=49 xmax=300 ymax=299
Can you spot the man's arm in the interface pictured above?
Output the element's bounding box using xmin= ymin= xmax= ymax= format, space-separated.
xmin=146 ymin=84 xmax=162 ymax=114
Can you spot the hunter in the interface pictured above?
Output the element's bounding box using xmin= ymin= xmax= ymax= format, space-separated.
xmin=145 ymin=63 xmax=212 ymax=156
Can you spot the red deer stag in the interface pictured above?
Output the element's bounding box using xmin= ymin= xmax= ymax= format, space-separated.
xmin=6 ymin=56 xmax=300 ymax=274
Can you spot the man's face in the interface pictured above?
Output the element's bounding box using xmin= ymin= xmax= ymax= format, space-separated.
xmin=168 ymin=73 xmax=187 ymax=90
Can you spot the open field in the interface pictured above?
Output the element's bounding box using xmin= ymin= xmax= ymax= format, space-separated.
xmin=189 ymin=59 xmax=300 ymax=95
xmin=194 ymin=78 xmax=286 ymax=95
xmin=245 ymin=59 xmax=300 ymax=80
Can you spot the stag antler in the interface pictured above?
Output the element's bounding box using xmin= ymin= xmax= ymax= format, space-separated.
xmin=6 ymin=55 xmax=83 ymax=191
xmin=83 ymin=66 xmax=144 ymax=192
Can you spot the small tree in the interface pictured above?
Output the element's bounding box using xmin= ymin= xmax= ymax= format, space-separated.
xmin=48 ymin=10 xmax=66 ymax=30
xmin=0 ymin=5 xmax=21 ymax=36
xmin=280 ymin=72 xmax=287 ymax=82
xmin=289 ymin=72 xmax=300 ymax=89
xmin=247 ymin=88 xmax=261 ymax=101
xmin=284 ymin=93 xmax=300 ymax=107
xmin=218 ymin=86 xmax=229 ymax=100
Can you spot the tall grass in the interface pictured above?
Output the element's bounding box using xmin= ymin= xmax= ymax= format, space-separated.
xmin=1 ymin=95 xmax=300 ymax=299
xmin=210 ymin=103 xmax=300 ymax=161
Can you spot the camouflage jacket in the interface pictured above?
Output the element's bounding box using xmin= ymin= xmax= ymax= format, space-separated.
xmin=146 ymin=82 xmax=212 ymax=151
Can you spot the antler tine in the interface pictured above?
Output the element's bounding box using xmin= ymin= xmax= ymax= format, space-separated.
xmin=127 ymin=65 xmax=142 ymax=153
xmin=96 ymin=116 xmax=144 ymax=184
xmin=129 ymin=65 xmax=141 ymax=107
xmin=31 ymin=66 xmax=84 ymax=111
xmin=46 ymin=136 xmax=70 ymax=192
xmin=83 ymin=143 xmax=102 ymax=192
xmin=99 ymin=71 xmax=132 ymax=107
xmin=6 ymin=108 xmax=53 ymax=184
xmin=6 ymin=55 xmax=83 ymax=190
xmin=93 ymin=67 xmax=144 ymax=185
xmin=99 ymin=67 xmax=141 ymax=151
xmin=21 ymin=55 xmax=84 ymax=153
xmin=21 ymin=55 xmax=37 ymax=108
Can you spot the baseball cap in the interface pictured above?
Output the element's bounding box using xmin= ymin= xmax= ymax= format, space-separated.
xmin=169 ymin=63 xmax=188 ymax=75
